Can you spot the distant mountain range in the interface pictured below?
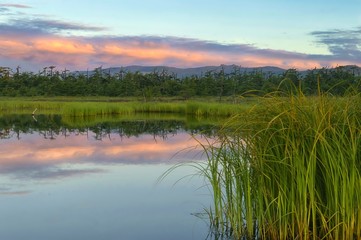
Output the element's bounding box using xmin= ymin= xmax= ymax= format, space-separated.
xmin=76 ymin=64 xmax=361 ymax=78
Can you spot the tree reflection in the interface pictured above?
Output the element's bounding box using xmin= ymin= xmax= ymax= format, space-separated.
xmin=0 ymin=114 xmax=219 ymax=140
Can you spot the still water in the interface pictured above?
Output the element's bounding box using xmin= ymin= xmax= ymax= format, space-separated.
xmin=0 ymin=115 xmax=215 ymax=240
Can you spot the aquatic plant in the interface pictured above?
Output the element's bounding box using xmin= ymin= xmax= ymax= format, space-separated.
xmin=199 ymin=93 xmax=361 ymax=239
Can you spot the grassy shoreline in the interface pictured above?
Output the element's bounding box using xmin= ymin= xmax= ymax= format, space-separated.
xmin=0 ymin=97 xmax=254 ymax=117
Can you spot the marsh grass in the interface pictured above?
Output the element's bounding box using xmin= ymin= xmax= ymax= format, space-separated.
xmin=198 ymin=93 xmax=361 ymax=239
xmin=0 ymin=99 xmax=249 ymax=118
xmin=60 ymin=113 xmax=224 ymax=130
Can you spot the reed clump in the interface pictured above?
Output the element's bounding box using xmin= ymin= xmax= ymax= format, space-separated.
xmin=200 ymin=93 xmax=361 ymax=239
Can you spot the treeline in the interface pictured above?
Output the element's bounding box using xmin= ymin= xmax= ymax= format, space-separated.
xmin=0 ymin=65 xmax=360 ymax=99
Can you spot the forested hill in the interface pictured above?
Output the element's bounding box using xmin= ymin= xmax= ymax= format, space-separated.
xmin=0 ymin=65 xmax=360 ymax=98
xmin=79 ymin=65 xmax=287 ymax=78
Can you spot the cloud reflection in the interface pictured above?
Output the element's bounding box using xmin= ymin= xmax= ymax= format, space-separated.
xmin=0 ymin=190 xmax=32 ymax=196
xmin=24 ymin=167 xmax=106 ymax=180
xmin=0 ymin=131 xmax=205 ymax=181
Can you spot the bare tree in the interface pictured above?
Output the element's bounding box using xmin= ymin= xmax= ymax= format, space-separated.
xmin=62 ymin=68 xmax=70 ymax=78
xmin=49 ymin=66 xmax=56 ymax=77
xmin=16 ymin=65 xmax=21 ymax=75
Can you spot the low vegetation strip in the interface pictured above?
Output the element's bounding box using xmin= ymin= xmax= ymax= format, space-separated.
xmin=0 ymin=98 xmax=252 ymax=117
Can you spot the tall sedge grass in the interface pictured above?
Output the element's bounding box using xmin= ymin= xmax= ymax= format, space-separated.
xmin=198 ymin=93 xmax=361 ymax=239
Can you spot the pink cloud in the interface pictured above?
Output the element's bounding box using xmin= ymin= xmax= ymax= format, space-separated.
xmin=0 ymin=33 xmax=360 ymax=71
xmin=0 ymin=3 xmax=360 ymax=71
xmin=33 ymin=38 xmax=95 ymax=54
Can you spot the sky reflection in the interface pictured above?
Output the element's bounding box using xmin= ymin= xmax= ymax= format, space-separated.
xmin=0 ymin=128 xmax=211 ymax=240
xmin=0 ymin=130 xmax=206 ymax=178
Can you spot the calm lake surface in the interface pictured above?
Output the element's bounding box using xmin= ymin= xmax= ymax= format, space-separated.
xmin=0 ymin=115 xmax=216 ymax=240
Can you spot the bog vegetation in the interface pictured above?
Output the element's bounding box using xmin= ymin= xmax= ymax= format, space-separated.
xmin=197 ymin=91 xmax=361 ymax=239
xmin=0 ymin=100 xmax=250 ymax=118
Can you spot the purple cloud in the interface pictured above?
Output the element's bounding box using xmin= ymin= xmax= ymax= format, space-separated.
xmin=0 ymin=3 xmax=31 ymax=13
xmin=0 ymin=3 xmax=106 ymax=35
xmin=21 ymin=18 xmax=107 ymax=32
xmin=0 ymin=4 xmax=360 ymax=71
xmin=1 ymin=18 xmax=107 ymax=35
xmin=310 ymin=27 xmax=361 ymax=61
xmin=0 ymin=3 xmax=32 ymax=9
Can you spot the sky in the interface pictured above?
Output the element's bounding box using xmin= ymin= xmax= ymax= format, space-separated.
xmin=0 ymin=0 xmax=361 ymax=72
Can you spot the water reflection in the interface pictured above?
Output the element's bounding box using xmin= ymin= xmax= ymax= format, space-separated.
xmin=0 ymin=130 xmax=205 ymax=179
xmin=0 ymin=114 xmax=218 ymax=140
xmin=0 ymin=114 xmax=214 ymax=240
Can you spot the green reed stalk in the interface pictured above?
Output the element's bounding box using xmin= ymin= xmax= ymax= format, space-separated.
xmin=200 ymin=93 xmax=361 ymax=239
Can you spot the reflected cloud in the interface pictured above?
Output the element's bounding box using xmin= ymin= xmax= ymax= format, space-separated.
xmin=0 ymin=131 xmax=206 ymax=182
xmin=24 ymin=167 xmax=106 ymax=180
xmin=0 ymin=190 xmax=32 ymax=196
xmin=0 ymin=184 xmax=32 ymax=196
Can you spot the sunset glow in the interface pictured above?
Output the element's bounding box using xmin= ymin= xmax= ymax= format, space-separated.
xmin=2 ymin=34 xmax=355 ymax=71
xmin=34 ymin=39 xmax=95 ymax=55
xmin=0 ymin=1 xmax=360 ymax=71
